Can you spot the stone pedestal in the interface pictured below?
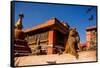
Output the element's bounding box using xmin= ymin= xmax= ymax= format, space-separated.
xmin=14 ymin=39 xmax=31 ymax=57
xmin=14 ymin=29 xmax=31 ymax=57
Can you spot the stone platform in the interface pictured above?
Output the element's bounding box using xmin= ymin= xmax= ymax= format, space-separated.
xmin=14 ymin=50 xmax=97 ymax=66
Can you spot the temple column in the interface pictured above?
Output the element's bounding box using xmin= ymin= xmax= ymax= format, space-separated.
xmin=47 ymin=30 xmax=55 ymax=54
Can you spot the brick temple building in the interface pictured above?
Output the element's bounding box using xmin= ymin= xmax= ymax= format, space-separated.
xmin=86 ymin=26 xmax=97 ymax=50
xmin=23 ymin=18 xmax=70 ymax=55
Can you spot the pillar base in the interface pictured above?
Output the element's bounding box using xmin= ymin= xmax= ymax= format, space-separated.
xmin=47 ymin=44 xmax=53 ymax=54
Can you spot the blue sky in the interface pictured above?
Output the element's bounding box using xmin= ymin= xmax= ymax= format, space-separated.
xmin=14 ymin=2 xmax=97 ymax=42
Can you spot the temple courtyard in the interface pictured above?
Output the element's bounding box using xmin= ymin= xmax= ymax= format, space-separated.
xmin=15 ymin=50 xmax=97 ymax=66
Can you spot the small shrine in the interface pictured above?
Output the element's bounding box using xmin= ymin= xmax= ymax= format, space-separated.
xmin=14 ymin=13 xmax=31 ymax=57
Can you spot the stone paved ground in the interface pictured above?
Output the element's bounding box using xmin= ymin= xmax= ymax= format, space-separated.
xmin=14 ymin=50 xmax=97 ymax=66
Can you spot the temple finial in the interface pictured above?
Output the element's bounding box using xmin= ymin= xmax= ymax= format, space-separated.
xmin=15 ymin=12 xmax=24 ymax=29
xmin=19 ymin=12 xmax=24 ymax=18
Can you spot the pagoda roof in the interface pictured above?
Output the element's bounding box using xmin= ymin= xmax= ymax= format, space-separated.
xmin=86 ymin=26 xmax=97 ymax=31
xmin=23 ymin=18 xmax=69 ymax=34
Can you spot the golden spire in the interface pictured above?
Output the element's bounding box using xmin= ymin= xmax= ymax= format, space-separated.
xmin=15 ymin=12 xmax=24 ymax=30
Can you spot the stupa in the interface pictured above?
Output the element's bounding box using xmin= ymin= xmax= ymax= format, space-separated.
xmin=14 ymin=13 xmax=31 ymax=57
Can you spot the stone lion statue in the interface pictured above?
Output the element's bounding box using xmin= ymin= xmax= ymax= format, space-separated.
xmin=63 ymin=28 xmax=80 ymax=59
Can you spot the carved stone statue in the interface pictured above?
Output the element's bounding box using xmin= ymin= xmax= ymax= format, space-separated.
xmin=63 ymin=28 xmax=80 ymax=59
